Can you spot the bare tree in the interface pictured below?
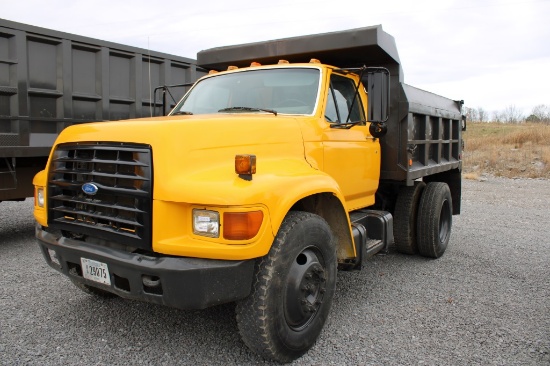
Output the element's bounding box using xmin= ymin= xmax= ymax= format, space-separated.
xmin=502 ymin=104 xmax=524 ymax=123
xmin=465 ymin=106 xmax=487 ymax=122
xmin=465 ymin=107 xmax=478 ymax=122
xmin=492 ymin=110 xmax=503 ymax=122
xmin=477 ymin=107 xmax=487 ymax=122
xmin=527 ymin=104 xmax=550 ymax=123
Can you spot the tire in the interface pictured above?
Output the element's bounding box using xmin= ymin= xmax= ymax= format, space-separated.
xmin=71 ymin=281 xmax=116 ymax=298
xmin=394 ymin=181 xmax=426 ymax=254
xmin=236 ymin=211 xmax=337 ymax=363
xmin=417 ymin=182 xmax=453 ymax=258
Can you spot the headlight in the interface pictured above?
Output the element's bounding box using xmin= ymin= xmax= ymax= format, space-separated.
xmin=193 ymin=209 xmax=220 ymax=238
xmin=36 ymin=188 xmax=45 ymax=207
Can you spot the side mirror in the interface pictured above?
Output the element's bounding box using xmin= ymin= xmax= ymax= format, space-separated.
xmin=366 ymin=68 xmax=390 ymax=123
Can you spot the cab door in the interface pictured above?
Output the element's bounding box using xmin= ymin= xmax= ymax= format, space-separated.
xmin=322 ymin=72 xmax=381 ymax=211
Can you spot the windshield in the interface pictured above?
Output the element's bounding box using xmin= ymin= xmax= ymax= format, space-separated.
xmin=171 ymin=68 xmax=321 ymax=115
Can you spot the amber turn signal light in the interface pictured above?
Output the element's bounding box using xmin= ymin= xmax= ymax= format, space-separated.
xmin=223 ymin=211 xmax=263 ymax=240
xmin=235 ymin=154 xmax=256 ymax=176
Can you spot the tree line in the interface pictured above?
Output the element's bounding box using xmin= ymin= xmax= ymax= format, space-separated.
xmin=465 ymin=104 xmax=550 ymax=123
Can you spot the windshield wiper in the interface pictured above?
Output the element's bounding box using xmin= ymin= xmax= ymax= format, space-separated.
xmin=218 ymin=106 xmax=277 ymax=116
xmin=330 ymin=121 xmax=364 ymax=129
xmin=171 ymin=110 xmax=193 ymax=115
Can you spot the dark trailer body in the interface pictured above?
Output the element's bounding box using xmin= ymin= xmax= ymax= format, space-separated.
xmin=0 ymin=19 xmax=205 ymax=202
xmin=198 ymin=25 xmax=464 ymax=212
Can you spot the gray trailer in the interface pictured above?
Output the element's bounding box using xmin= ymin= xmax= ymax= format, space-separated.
xmin=0 ymin=19 xmax=205 ymax=201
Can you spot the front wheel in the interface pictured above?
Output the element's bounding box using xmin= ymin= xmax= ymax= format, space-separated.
xmin=236 ymin=211 xmax=337 ymax=363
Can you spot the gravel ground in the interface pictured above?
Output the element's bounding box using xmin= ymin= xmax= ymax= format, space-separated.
xmin=1 ymin=177 xmax=549 ymax=365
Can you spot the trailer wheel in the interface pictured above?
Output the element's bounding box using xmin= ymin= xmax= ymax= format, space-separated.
xmin=417 ymin=182 xmax=453 ymax=258
xmin=394 ymin=181 xmax=426 ymax=254
xmin=236 ymin=211 xmax=336 ymax=363
xmin=71 ymin=281 xmax=116 ymax=298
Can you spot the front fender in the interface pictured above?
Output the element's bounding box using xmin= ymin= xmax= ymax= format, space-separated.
xmin=156 ymin=156 xmax=349 ymax=238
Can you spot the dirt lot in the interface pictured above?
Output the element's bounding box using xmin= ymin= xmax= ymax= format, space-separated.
xmin=1 ymin=177 xmax=549 ymax=365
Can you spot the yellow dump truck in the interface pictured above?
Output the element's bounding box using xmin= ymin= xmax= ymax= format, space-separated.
xmin=33 ymin=26 xmax=464 ymax=363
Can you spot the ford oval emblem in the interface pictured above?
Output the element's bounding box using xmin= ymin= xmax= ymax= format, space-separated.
xmin=82 ymin=183 xmax=99 ymax=196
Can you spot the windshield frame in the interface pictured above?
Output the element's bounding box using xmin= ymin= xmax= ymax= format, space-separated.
xmin=169 ymin=65 xmax=323 ymax=117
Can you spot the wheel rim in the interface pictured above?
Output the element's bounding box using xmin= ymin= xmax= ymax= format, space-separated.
xmin=284 ymin=247 xmax=327 ymax=331
xmin=439 ymin=199 xmax=452 ymax=243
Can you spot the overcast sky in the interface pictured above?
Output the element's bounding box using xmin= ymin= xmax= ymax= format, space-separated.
xmin=3 ymin=0 xmax=549 ymax=116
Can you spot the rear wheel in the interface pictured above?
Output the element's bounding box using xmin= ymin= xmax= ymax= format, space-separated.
xmin=417 ymin=182 xmax=453 ymax=258
xmin=236 ymin=211 xmax=336 ymax=363
xmin=394 ymin=181 xmax=426 ymax=254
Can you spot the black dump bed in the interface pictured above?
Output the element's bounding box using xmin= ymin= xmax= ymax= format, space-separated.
xmin=0 ymin=18 xmax=206 ymax=200
xmin=197 ymin=26 xmax=463 ymax=184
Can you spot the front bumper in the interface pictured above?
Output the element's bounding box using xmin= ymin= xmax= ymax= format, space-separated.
xmin=36 ymin=225 xmax=255 ymax=310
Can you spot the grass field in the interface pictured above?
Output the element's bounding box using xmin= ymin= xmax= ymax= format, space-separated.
xmin=462 ymin=122 xmax=550 ymax=179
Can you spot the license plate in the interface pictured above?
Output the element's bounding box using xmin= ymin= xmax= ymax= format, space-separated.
xmin=81 ymin=258 xmax=111 ymax=285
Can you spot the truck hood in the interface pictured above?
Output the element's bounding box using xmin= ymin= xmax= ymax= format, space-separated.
xmin=53 ymin=114 xmax=306 ymax=202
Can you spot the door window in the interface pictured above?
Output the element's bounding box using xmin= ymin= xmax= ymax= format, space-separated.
xmin=325 ymin=74 xmax=365 ymax=124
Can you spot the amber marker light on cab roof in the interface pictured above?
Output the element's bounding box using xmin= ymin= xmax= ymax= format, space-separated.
xmin=227 ymin=65 xmax=238 ymax=71
xmin=309 ymin=58 xmax=321 ymax=63
xmin=223 ymin=211 xmax=263 ymax=240
xmin=235 ymin=154 xmax=256 ymax=181
xmin=250 ymin=62 xmax=261 ymax=67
